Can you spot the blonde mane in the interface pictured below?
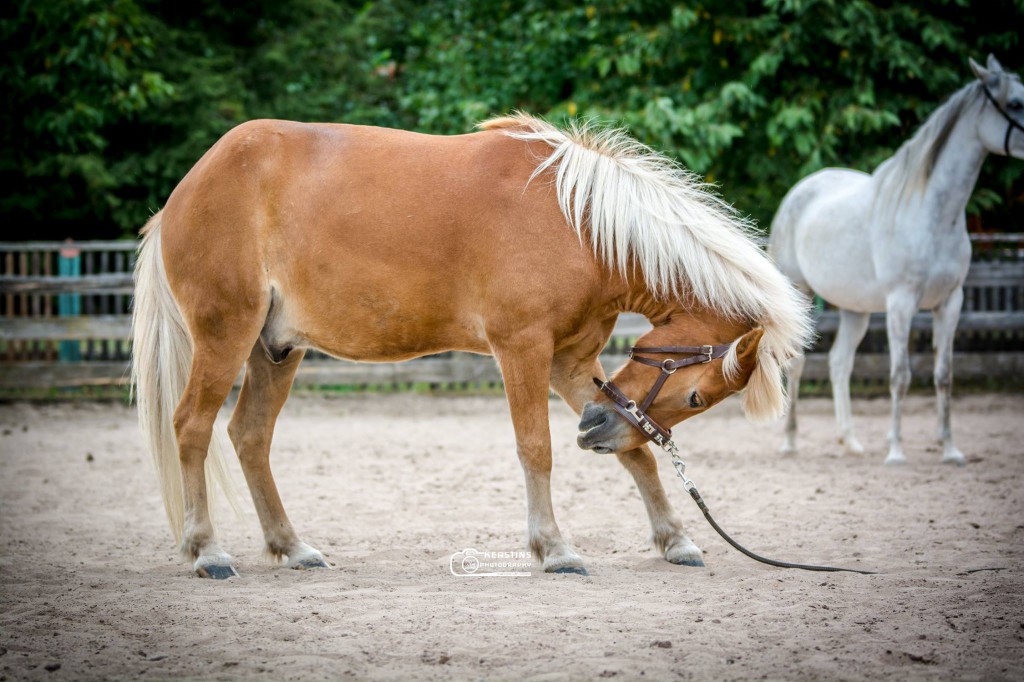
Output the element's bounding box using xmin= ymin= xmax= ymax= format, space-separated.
xmin=481 ymin=112 xmax=813 ymax=421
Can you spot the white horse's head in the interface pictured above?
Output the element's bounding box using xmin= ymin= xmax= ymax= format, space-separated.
xmin=969 ymin=54 xmax=1024 ymax=159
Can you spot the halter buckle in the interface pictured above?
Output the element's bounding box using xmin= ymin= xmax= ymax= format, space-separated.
xmin=701 ymin=345 xmax=714 ymax=363
xmin=661 ymin=358 xmax=677 ymax=374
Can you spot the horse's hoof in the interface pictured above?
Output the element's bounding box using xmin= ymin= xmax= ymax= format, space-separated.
xmin=884 ymin=453 xmax=907 ymax=466
xmin=196 ymin=563 xmax=238 ymax=580
xmin=285 ymin=543 xmax=329 ymax=570
xmin=291 ymin=557 xmax=329 ymax=570
xmin=665 ymin=540 xmax=705 ymax=567
xmin=841 ymin=438 xmax=865 ymax=456
xmin=552 ymin=566 xmax=589 ymax=576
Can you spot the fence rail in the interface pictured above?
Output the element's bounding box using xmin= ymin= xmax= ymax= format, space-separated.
xmin=1 ymin=238 xmax=1022 ymax=390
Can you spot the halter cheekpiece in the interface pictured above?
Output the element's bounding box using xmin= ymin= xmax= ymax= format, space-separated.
xmin=593 ymin=342 xmax=731 ymax=450
xmin=982 ymin=84 xmax=1024 ymax=157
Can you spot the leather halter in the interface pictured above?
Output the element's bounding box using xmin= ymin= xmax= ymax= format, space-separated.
xmin=981 ymin=84 xmax=1024 ymax=157
xmin=593 ymin=342 xmax=731 ymax=449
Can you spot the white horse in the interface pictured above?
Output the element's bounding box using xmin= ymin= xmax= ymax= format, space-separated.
xmin=770 ymin=55 xmax=1024 ymax=465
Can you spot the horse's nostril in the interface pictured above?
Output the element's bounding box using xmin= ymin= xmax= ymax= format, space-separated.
xmin=578 ymin=402 xmax=608 ymax=431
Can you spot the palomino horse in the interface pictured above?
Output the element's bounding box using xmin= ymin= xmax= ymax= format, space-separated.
xmin=132 ymin=113 xmax=810 ymax=578
xmin=771 ymin=55 xmax=1023 ymax=465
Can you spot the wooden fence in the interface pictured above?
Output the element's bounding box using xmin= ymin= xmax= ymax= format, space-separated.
xmin=1 ymin=237 xmax=1022 ymax=390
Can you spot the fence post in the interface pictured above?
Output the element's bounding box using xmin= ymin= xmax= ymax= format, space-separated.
xmin=58 ymin=239 xmax=81 ymax=362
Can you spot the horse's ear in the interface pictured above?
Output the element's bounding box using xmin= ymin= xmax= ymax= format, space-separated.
xmin=986 ymin=54 xmax=1004 ymax=74
xmin=732 ymin=328 xmax=764 ymax=384
xmin=970 ymin=57 xmax=991 ymax=82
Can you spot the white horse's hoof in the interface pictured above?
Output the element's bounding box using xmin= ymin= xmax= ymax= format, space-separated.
xmin=840 ymin=437 xmax=865 ymax=455
xmin=286 ymin=543 xmax=330 ymax=570
xmin=884 ymin=451 xmax=907 ymax=466
xmin=194 ymin=553 xmax=238 ymax=579
xmin=665 ymin=540 xmax=705 ymax=567
xmin=942 ymin=447 xmax=966 ymax=466
xmin=779 ymin=440 xmax=797 ymax=457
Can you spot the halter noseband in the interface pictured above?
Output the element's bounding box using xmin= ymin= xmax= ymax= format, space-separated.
xmin=981 ymin=84 xmax=1024 ymax=157
xmin=593 ymin=342 xmax=731 ymax=450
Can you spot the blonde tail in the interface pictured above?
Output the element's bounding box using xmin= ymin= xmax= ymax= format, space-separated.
xmin=131 ymin=212 xmax=241 ymax=544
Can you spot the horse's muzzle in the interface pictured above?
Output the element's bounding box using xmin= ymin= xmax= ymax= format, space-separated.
xmin=576 ymin=401 xmax=621 ymax=453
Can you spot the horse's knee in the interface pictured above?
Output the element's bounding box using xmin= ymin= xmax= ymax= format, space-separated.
xmin=890 ymin=362 xmax=911 ymax=394
xmin=828 ymin=348 xmax=850 ymax=376
xmin=933 ymin=361 xmax=952 ymax=391
xmin=516 ymin=441 xmax=552 ymax=472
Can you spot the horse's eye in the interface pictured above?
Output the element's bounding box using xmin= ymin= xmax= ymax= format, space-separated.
xmin=1009 ymin=99 xmax=1023 ymax=112
xmin=689 ymin=391 xmax=703 ymax=409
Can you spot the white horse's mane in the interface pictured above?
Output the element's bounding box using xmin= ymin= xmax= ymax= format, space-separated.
xmin=480 ymin=112 xmax=813 ymax=421
xmin=872 ymin=81 xmax=983 ymax=214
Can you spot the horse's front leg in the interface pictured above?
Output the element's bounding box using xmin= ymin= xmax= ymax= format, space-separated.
xmin=615 ymin=448 xmax=704 ymax=566
xmin=495 ymin=341 xmax=587 ymax=574
xmin=933 ymin=287 xmax=966 ymax=465
xmin=550 ymin=354 xmax=703 ymax=567
xmin=884 ymin=290 xmax=921 ymax=465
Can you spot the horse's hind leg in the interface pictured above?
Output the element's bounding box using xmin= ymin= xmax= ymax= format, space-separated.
xmin=780 ymin=285 xmax=812 ymax=456
xmin=551 ymin=353 xmax=702 ymax=567
xmin=174 ymin=340 xmax=257 ymax=578
xmin=228 ymin=343 xmax=329 ymax=568
xmin=780 ymin=353 xmax=806 ymax=456
xmin=830 ymin=308 xmax=870 ymax=455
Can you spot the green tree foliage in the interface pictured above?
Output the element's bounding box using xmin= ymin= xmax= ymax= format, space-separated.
xmin=1 ymin=0 xmax=1021 ymax=239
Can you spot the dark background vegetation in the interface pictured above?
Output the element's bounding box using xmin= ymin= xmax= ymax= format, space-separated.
xmin=1 ymin=0 xmax=1021 ymax=241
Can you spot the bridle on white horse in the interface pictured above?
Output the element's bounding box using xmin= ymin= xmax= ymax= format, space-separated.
xmin=593 ymin=340 xmax=878 ymax=575
xmin=981 ymin=84 xmax=1024 ymax=156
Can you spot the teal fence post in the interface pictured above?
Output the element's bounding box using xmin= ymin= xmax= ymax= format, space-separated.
xmin=58 ymin=240 xmax=81 ymax=362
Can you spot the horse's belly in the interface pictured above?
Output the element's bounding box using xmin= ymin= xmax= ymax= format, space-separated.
xmin=792 ymin=182 xmax=888 ymax=312
xmin=303 ymin=306 xmax=491 ymax=362
xmin=263 ymin=273 xmax=493 ymax=363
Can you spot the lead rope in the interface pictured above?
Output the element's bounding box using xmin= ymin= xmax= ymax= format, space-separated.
xmin=664 ymin=443 xmax=877 ymax=575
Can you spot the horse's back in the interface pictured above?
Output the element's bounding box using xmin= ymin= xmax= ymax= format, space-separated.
xmin=769 ymin=167 xmax=887 ymax=310
xmin=158 ymin=119 xmax=602 ymax=362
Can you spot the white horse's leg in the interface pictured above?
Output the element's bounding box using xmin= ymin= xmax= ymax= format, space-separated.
xmin=780 ymin=352 xmax=806 ymax=456
xmin=829 ymin=309 xmax=870 ymax=455
xmin=884 ymin=291 xmax=920 ymax=464
xmin=933 ymin=288 xmax=966 ymax=465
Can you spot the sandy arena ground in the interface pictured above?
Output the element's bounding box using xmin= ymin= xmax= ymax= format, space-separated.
xmin=1 ymin=391 xmax=1023 ymax=680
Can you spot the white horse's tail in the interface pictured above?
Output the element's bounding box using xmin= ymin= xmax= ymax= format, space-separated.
xmin=131 ymin=212 xmax=240 ymax=544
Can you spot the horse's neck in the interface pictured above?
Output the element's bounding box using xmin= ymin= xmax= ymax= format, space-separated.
xmin=614 ymin=286 xmax=725 ymax=334
xmin=614 ymin=284 xmax=676 ymax=323
xmin=916 ymin=111 xmax=988 ymax=230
